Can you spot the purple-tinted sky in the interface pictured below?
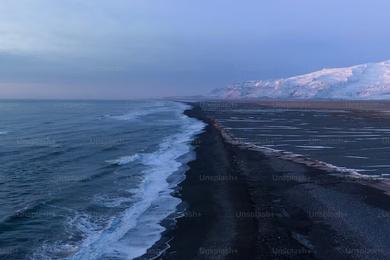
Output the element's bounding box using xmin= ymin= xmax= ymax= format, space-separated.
xmin=1 ymin=0 xmax=390 ymax=99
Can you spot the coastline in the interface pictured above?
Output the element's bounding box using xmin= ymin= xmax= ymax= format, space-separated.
xmin=157 ymin=103 xmax=390 ymax=260
xmin=157 ymin=106 xmax=257 ymax=259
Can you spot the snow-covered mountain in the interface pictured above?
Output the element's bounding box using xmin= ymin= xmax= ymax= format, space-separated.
xmin=211 ymin=60 xmax=390 ymax=99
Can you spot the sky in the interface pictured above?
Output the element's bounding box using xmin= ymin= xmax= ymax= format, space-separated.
xmin=1 ymin=0 xmax=390 ymax=99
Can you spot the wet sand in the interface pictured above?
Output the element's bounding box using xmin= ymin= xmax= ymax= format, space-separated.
xmin=157 ymin=102 xmax=390 ymax=260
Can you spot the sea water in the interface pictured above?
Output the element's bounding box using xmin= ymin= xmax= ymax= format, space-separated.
xmin=0 ymin=100 xmax=204 ymax=259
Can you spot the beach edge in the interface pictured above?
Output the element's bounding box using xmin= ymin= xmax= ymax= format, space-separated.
xmin=153 ymin=103 xmax=390 ymax=259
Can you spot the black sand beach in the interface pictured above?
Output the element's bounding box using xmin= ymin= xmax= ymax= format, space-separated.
xmin=157 ymin=102 xmax=390 ymax=260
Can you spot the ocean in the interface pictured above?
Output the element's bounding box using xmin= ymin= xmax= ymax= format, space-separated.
xmin=0 ymin=100 xmax=204 ymax=259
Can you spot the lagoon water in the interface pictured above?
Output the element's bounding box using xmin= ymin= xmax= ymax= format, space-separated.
xmin=213 ymin=108 xmax=390 ymax=177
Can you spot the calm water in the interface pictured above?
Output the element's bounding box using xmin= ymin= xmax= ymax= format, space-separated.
xmin=212 ymin=108 xmax=390 ymax=177
xmin=0 ymin=100 xmax=204 ymax=259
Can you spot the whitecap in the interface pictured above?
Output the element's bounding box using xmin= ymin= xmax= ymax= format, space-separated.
xmin=345 ymin=155 xmax=369 ymax=159
xmin=296 ymin=145 xmax=335 ymax=149
xmin=106 ymin=154 xmax=140 ymax=165
xmin=68 ymin=103 xmax=205 ymax=260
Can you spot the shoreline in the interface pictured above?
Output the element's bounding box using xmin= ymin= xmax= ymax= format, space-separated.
xmin=156 ymin=103 xmax=390 ymax=259
xmin=157 ymin=106 xmax=257 ymax=259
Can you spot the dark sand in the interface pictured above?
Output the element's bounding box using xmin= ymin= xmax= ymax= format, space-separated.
xmin=161 ymin=107 xmax=257 ymax=260
xmin=157 ymin=103 xmax=390 ymax=260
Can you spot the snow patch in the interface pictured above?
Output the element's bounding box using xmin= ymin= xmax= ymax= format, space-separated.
xmin=211 ymin=60 xmax=390 ymax=100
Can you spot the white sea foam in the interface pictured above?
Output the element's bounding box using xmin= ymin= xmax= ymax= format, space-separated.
xmin=68 ymin=102 xmax=205 ymax=260
xmin=345 ymin=155 xmax=369 ymax=159
xmin=106 ymin=154 xmax=140 ymax=165
xmin=296 ymin=146 xmax=335 ymax=149
xmin=111 ymin=110 xmax=159 ymax=121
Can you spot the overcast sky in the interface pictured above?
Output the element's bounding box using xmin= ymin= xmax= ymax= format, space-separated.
xmin=1 ymin=0 xmax=390 ymax=99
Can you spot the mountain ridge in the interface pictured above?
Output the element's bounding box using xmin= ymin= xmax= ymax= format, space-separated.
xmin=211 ymin=60 xmax=390 ymax=99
